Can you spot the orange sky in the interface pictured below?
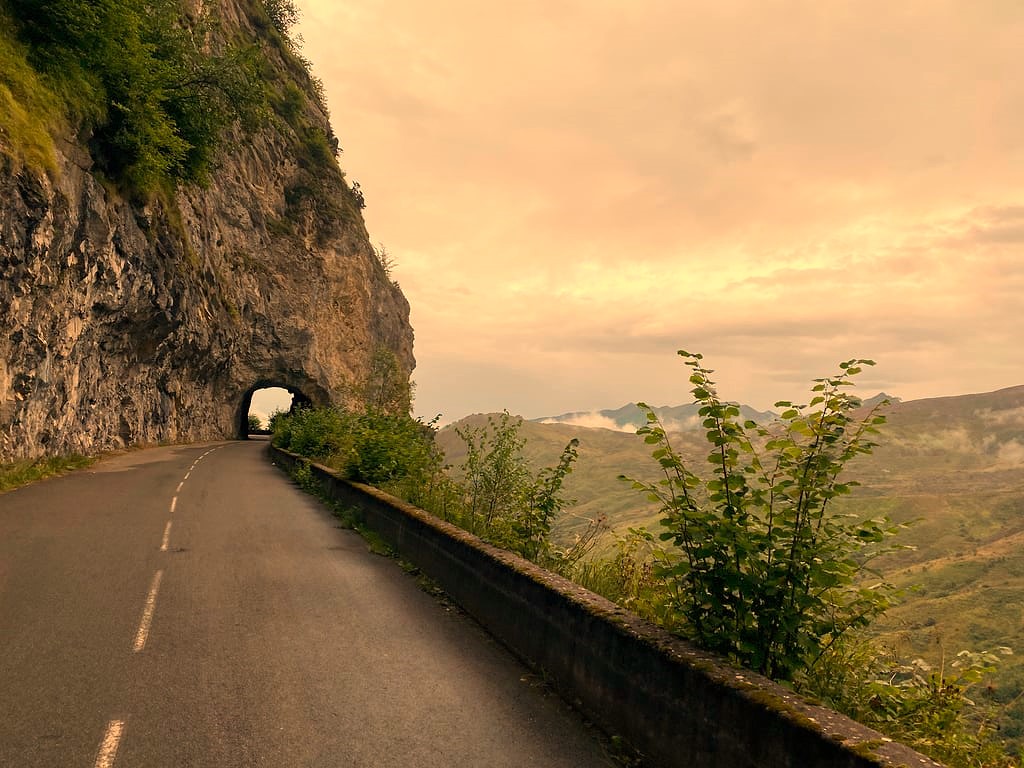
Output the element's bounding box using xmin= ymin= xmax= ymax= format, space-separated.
xmin=295 ymin=1 xmax=1024 ymax=422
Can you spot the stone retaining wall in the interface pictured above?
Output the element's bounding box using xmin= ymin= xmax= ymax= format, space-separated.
xmin=269 ymin=446 xmax=942 ymax=768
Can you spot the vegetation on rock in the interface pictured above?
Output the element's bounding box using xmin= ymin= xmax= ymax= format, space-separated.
xmin=1 ymin=0 xmax=267 ymax=194
xmin=0 ymin=0 xmax=347 ymax=203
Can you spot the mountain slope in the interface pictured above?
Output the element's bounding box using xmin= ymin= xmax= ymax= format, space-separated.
xmin=439 ymin=385 xmax=1024 ymax=739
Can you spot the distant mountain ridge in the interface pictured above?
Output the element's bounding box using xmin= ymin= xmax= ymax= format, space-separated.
xmin=534 ymin=394 xmax=902 ymax=433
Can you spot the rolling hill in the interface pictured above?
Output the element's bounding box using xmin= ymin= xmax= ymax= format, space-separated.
xmin=437 ymin=385 xmax=1024 ymax=736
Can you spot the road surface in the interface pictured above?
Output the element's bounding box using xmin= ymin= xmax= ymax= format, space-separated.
xmin=0 ymin=440 xmax=614 ymax=767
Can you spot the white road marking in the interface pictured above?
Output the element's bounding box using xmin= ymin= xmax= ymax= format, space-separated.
xmin=170 ymin=496 xmax=177 ymax=514
xmin=176 ymin=481 xmax=183 ymax=493
xmin=160 ymin=521 xmax=172 ymax=552
xmin=183 ymin=472 xmax=191 ymax=481
xmin=132 ymin=570 xmax=164 ymax=653
xmin=94 ymin=719 xmax=125 ymax=768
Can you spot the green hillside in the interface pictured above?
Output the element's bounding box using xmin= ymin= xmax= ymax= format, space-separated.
xmin=439 ymin=386 xmax=1024 ymax=738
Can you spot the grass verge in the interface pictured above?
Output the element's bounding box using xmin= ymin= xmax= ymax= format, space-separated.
xmin=0 ymin=454 xmax=96 ymax=493
xmin=0 ymin=13 xmax=62 ymax=175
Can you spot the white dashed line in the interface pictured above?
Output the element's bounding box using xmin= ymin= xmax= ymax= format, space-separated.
xmin=94 ymin=719 xmax=125 ymax=768
xmin=132 ymin=570 xmax=164 ymax=653
xmin=183 ymin=472 xmax=191 ymax=481
xmin=160 ymin=521 xmax=172 ymax=552
xmin=176 ymin=481 xmax=183 ymax=493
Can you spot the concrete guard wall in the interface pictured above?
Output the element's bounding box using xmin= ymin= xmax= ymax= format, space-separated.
xmin=270 ymin=446 xmax=942 ymax=768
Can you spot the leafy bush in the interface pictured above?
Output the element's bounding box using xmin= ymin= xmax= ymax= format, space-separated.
xmin=272 ymin=406 xmax=443 ymax=489
xmin=346 ymin=411 xmax=443 ymax=487
xmin=272 ymin=82 xmax=305 ymax=127
xmin=297 ymin=125 xmax=335 ymax=170
xmin=456 ymin=412 xmax=531 ymax=538
xmin=622 ymin=352 xmax=902 ymax=680
xmin=275 ymin=404 xmax=580 ymax=567
xmin=801 ymin=638 xmax=1017 ymax=767
xmin=451 ymin=411 xmax=579 ymax=562
xmin=262 ymin=0 xmax=300 ymax=37
xmin=272 ymin=406 xmax=353 ymax=462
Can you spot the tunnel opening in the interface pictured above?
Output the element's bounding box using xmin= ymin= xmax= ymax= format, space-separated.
xmin=238 ymin=383 xmax=313 ymax=439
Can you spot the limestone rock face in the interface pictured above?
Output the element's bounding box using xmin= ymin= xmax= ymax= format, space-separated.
xmin=0 ymin=3 xmax=414 ymax=461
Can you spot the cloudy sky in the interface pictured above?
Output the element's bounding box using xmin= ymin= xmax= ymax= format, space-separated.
xmin=292 ymin=1 xmax=1023 ymax=423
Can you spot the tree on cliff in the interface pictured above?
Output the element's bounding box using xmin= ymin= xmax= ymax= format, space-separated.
xmin=352 ymin=347 xmax=414 ymax=416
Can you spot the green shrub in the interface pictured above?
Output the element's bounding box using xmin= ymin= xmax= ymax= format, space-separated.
xmin=622 ymin=352 xmax=903 ymax=680
xmin=297 ymin=125 xmax=335 ymax=170
xmin=272 ymin=406 xmax=353 ymax=462
xmin=450 ymin=411 xmax=579 ymax=562
xmin=347 ymin=411 xmax=443 ymax=486
xmin=275 ymin=404 xmax=580 ymax=567
xmin=800 ymin=637 xmax=1017 ymax=767
xmin=272 ymin=82 xmax=305 ymax=127
xmin=272 ymin=406 xmax=443 ymax=489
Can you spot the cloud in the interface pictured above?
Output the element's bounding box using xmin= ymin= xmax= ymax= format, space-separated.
xmin=539 ymin=413 xmax=635 ymax=433
xmin=298 ymin=1 xmax=1024 ymax=421
xmin=696 ymin=102 xmax=759 ymax=163
xmin=977 ymin=406 xmax=1024 ymax=427
xmin=942 ymin=205 xmax=1024 ymax=246
xmin=996 ymin=439 xmax=1024 ymax=467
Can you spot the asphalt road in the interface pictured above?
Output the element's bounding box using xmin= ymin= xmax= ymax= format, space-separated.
xmin=0 ymin=440 xmax=614 ymax=767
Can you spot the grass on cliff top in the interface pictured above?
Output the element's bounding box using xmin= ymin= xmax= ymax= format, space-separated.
xmin=0 ymin=13 xmax=62 ymax=175
xmin=0 ymin=454 xmax=96 ymax=493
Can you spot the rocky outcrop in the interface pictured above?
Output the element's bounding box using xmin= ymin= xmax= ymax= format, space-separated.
xmin=0 ymin=2 xmax=414 ymax=461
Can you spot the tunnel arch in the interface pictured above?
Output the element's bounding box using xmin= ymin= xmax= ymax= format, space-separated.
xmin=237 ymin=380 xmax=314 ymax=439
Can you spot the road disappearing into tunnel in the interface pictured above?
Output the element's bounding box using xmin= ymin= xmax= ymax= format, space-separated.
xmin=0 ymin=441 xmax=614 ymax=767
xmin=238 ymin=383 xmax=312 ymax=439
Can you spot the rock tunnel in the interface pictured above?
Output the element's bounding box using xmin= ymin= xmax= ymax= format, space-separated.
xmin=236 ymin=381 xmax=314 ymax=439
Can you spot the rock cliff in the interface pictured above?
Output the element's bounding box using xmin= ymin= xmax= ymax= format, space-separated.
xmin=0 ymin=0 xmax=414 ymax=461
